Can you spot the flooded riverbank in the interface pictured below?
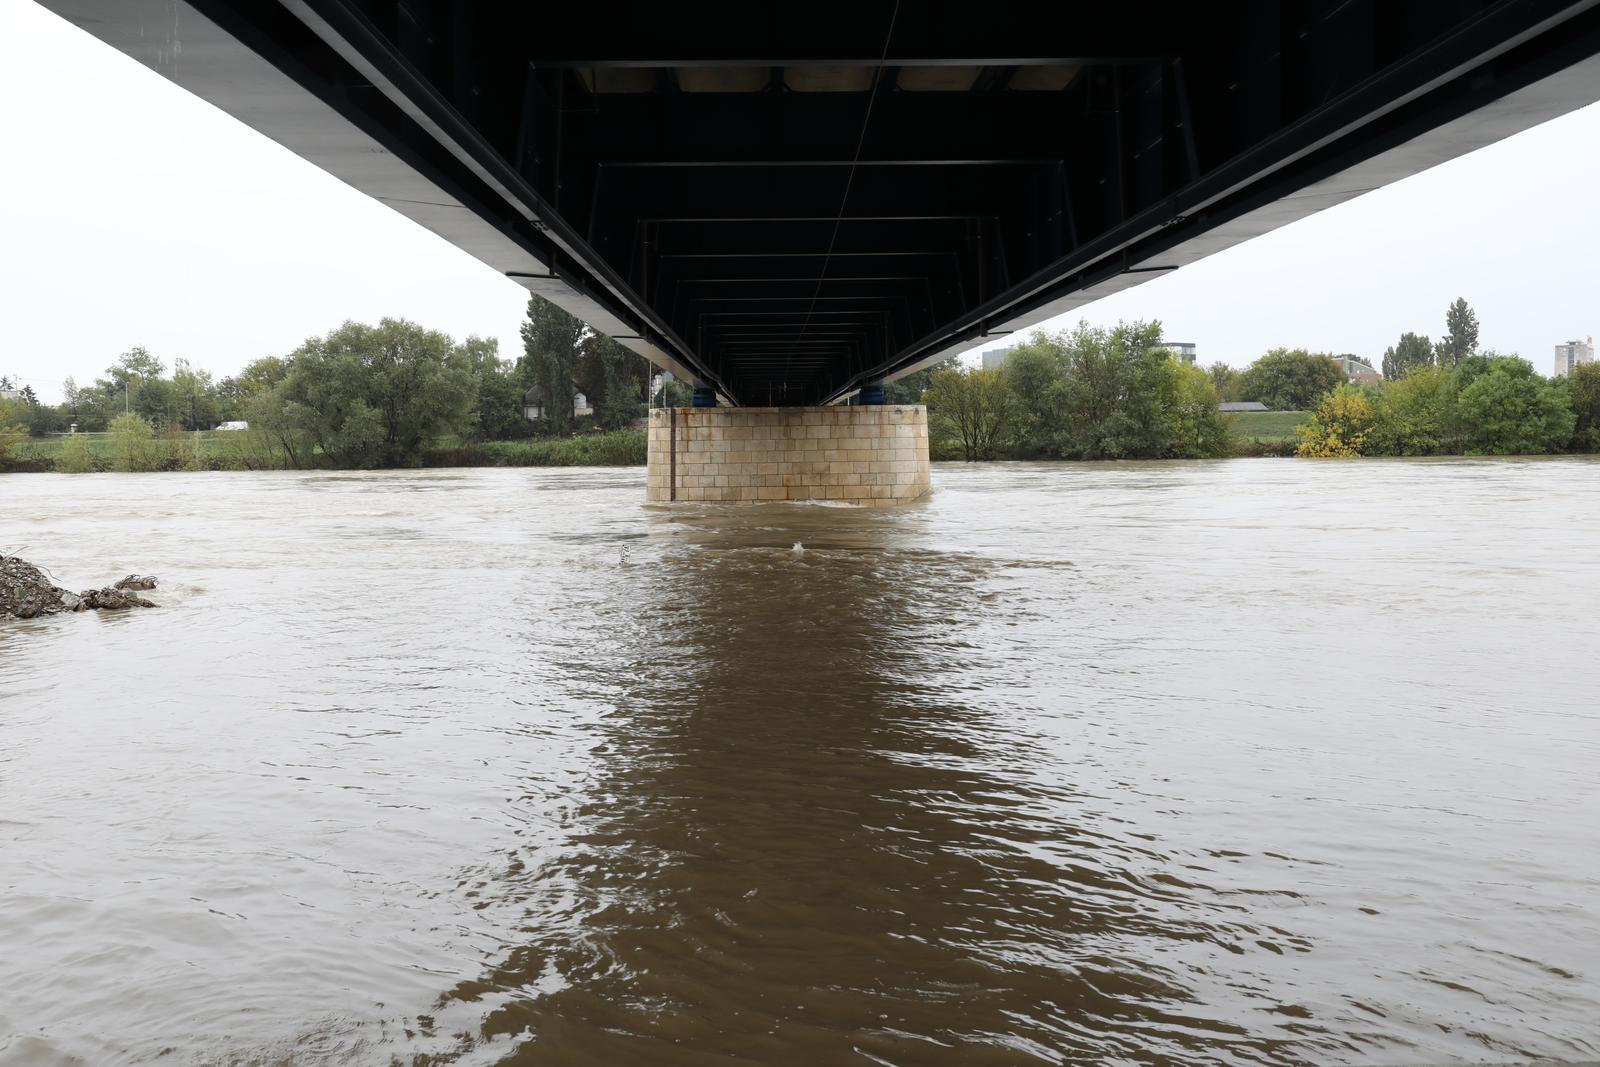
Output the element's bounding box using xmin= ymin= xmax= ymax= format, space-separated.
xmin=3 ymin=459 xmax=1598 ymax=1065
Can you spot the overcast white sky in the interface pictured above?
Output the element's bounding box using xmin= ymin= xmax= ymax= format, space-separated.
xmin=3 ymin=0 xmax=1597 ymax=403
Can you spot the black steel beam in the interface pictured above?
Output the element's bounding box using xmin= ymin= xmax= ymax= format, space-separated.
xmin=500 ymin=1 xmax=1223 ymax=67
xmin=826 ymin=0 xmax=1600 ymax=401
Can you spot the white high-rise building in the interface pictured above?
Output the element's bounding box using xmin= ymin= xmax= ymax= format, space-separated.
xmin=980 ymin=344 xmax=1018 ymax=370
xmin=1554 ymin=337 xmax=1594 ymax=377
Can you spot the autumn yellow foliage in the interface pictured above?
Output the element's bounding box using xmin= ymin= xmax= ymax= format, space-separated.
xmin=1296 ymin=385 xmax=1375 ymax=458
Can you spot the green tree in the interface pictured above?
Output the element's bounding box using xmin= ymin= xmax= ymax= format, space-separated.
xmin=1435 ymin=298 xmax=1480 ymax=368
xmin=171 ymin=359 xmax=221 ymax=430
xmin=1000 ymin=320 xmax=1216 ymax=460
xmin=1206 ymin=361 xmax=1245 ymax=403
xmin=1365 ymin=365 xmax=1454 ymax=456
xmin=269 ymin=318 xmax=477 ymax=467
xmin=1100 ymin=331 xmax=1175 ymax=457
xmin=7 ymin=386 xmax=68 ymax=436
xmin=238 ymin=386 xmax=312 ymax=469
xmin=1381 ymin=331 xmax=1434 ymax=380
xmin=106 ymin=346 xmax=165 ymax=388
xmin=476 ymin=364 xmax=534 ymax=442
xmin=109 ymin=412 xmax=159 ymax=471
xmin=883 ymin=357 xmax=960 ymax=405
xmin=100 ymin=346 xmax=166 ymax=416
xmin=1052 ymin=323 xmax=1129 ymax=457
xmin=0 ymin=416 xmax=26 ymax=468
xmin=1003 ymin=334 xmax=1070 ymax=456
xmin=61 ymin=376 xmax=109 ymax=433
xmin=575 ymin=333 xmax=648 ymax=429
xmin=1454 ymin=358 xmax=1573 ymax=455
xmin=217 ymin=356 xmax=291 ymax=422
xmin=1167 ymin=361 xmax=1233 ymax=459
xmin=653 ymin=377 xmax=694 ymax=408
xmin=1452 ymin=353 xmax=1500 ymax=392
xmin=1567 ymin=362 xmax=1600 ymax=452
xmin=925 ymin=367 xmax=1017 ymax=460
xmin=450 ymin=334 xmax=500 ymax=378
xmin=1054 ymin=320 xmax=1175 ymax=458
xmin=448 ymin=336 xmax=531 ymax=441
xmin=31 ymin=405 xmax=68 ymax=437
xmin=133 ymin=376 xmax=178 ymax=428
xmin=518 ymin=295 xmax=586 ymax=435
xmin=1239 ymin=348 xmax=1344 ymax=411
xmin=224 ymin=355 xmax=313 ymax=467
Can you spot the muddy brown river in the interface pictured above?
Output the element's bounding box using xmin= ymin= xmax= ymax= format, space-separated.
xmin=2 ymin=459 xmax=1598 ymax=1065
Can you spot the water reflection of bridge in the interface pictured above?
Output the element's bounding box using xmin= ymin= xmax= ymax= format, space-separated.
xmin=424 ymin=507 xmax=1317 ymax=1064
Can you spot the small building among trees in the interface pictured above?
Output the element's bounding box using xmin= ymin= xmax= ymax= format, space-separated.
xmin=523 ymin=388 xmax=591 ymax=422
xmin=1333 ymin=356 xmax=1382 ymax=384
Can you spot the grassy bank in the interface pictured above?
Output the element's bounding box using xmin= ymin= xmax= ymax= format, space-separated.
xmin=9 ymin=420 xmax=1305 ymax=472
xmin=1226 ymin=409 xmax=1307 ymax=457
xmin=2 ymin=428 xmax=648 ymax=472
xmin=3 ymin=431 xmax=233 ymax=473
xmin=1229 ymin=409 xmax=1309 ymax=443
xmin=10 ymin=432 xmax=232 ymax=468
xmin=423 ymin=429 xmax=646 ymax=467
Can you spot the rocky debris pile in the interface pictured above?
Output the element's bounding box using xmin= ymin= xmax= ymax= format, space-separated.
xmin=1 ymin=555 xmax=158 ymax=619
xmin=80 ymin=586 xmax=157 ymax=611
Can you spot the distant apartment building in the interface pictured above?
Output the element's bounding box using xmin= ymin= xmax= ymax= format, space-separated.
xmin=980 ymin=344 xmax=1017 ymax=370
xmin=1554 ymin=338 xmax=1594 ymax=377
xmin=1160 ymin=341 xmax=1197 ymax=364
xmin=1333 ymin=356 xmax=1382 ymax=384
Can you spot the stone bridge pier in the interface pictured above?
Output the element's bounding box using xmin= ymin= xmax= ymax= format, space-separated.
xmin=647 ymin=405 xmax=930 ymax=506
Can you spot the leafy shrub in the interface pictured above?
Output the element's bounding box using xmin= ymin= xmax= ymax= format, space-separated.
xmin=926 ymin=368 xmax=1017 ymax=460
xmin=1297 ymin=386 xmax=1375 ymax=457
xmin=109 ymin=413 xmax=159 ymax=472
xmin=1455 ymin=359 xmax=1573 ymax=455
xmin=996 ymin=321 xmax=1230 ymax=459
xmin=0 ymin=421 xmax=26 ymax=469
xmin=179 ymin=431 xmax=209 ymax=472
xmin=1568 ymin=363 xmax=1600 ymax=453
xmin=1364 ymin=365 xmax=1453 ymax=456
xmin=1166 ymin=360 xmax=1233 ymax=459
xmin=56 ymin=434 xmax=98 ymax=473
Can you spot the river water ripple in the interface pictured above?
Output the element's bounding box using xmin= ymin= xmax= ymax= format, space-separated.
xmin=2 ymin=459 xmax=1598 ymax=1065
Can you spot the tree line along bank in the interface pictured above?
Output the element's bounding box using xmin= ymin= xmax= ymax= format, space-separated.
xmin=0 ymin=296 xmax=676 ymax=472
xmin=905 ymin=298 xmax=1600 ymax=461
xmin=4 ymin=297 xmax=1595 ymax=472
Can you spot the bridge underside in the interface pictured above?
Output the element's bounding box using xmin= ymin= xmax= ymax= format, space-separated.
xmin=44 ymin=0 xmax=1600 ymax=405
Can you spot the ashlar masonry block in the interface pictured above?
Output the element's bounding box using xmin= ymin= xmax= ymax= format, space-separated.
xmin=646 ymin=406 xmax=930 ymax=506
